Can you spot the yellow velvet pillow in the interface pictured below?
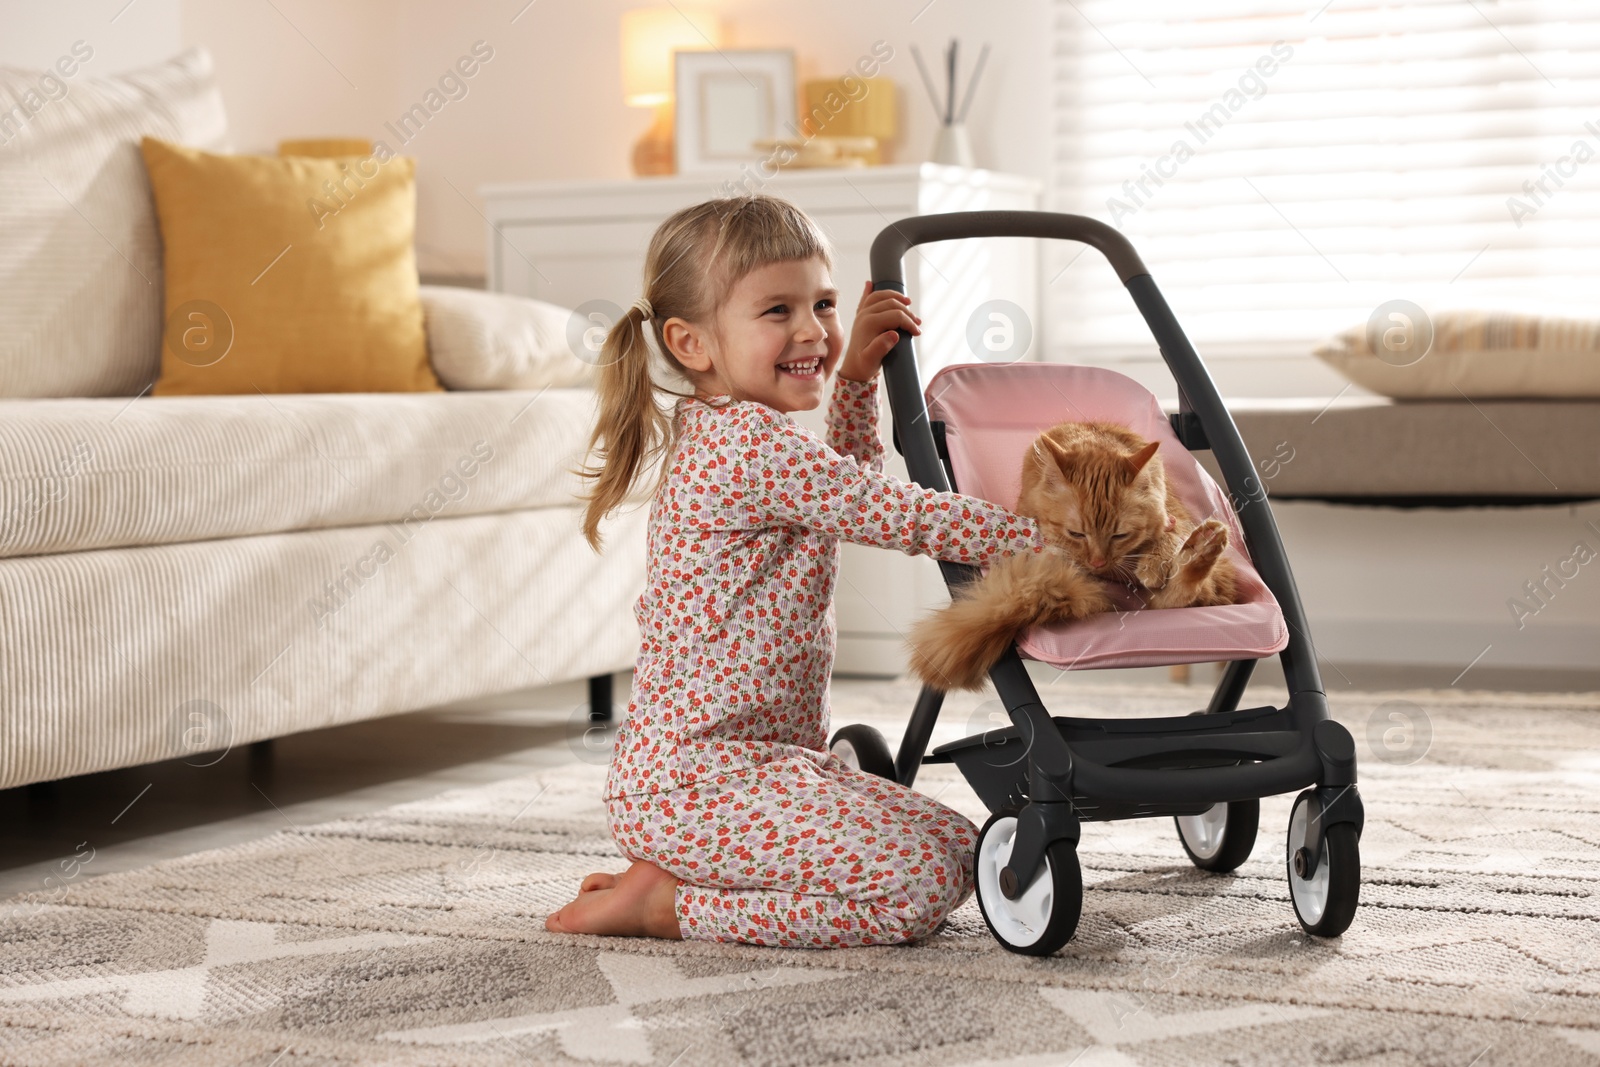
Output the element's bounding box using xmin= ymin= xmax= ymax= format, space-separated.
xmin=140 ymin=137 xmax=441 ymax=395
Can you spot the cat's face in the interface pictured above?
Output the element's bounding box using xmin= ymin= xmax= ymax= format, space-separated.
xmin=1029 ymin=437 xmax=1169 ymax=580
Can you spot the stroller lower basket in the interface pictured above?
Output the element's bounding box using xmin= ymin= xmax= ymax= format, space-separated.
xmin=926 ymin=704 xmax=1300 ymax=821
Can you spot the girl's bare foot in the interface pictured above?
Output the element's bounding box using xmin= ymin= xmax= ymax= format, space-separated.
xmin=546 ymin=860 xmax=683 ymax=940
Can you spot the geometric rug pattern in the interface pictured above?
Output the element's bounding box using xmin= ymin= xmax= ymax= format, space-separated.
xmin=2 ymin=680 xmax=1598 ymax=1065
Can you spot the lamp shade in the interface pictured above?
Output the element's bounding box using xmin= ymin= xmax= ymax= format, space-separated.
xmin=620 ymin=7 xmax=722 ymax=107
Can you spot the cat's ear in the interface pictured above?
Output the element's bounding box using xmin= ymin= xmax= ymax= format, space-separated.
xmin=1039 ymin=433 xmax=1075 ymax=468
xmin=1033 ymin=436 xmax=1073 ymax=485
xmin=1123 ymin=440 xmax=1160 ymax=478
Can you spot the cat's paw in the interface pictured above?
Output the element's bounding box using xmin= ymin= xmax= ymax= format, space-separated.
xmin=1133 ymin=550 xmax=1171 ymax=590
xmin=1177 ymin=519 xmax=1229 ymax=574
xmin=1064 ymin=581 xmax=1115 ymax=619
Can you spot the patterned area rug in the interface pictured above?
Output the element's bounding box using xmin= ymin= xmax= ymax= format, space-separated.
xmin=2 ymin=679 xmax=1599 ymax=1066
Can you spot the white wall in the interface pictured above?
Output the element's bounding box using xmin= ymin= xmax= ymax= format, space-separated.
xmin=0 ymin=0 xmax=181 ymax=74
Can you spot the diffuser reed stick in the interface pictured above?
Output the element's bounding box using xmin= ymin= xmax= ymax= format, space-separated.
xmin=910 ymin=40 xmax=989 ymax=127
xmin=956 ymin=43 xmax=990 ymax=123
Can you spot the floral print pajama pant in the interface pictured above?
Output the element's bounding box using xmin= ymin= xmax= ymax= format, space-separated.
xmin=606 ymin=755 xmax=979 ymax=948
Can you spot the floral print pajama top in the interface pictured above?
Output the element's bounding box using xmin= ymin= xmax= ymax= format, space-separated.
xmin=604 ymin=375 xmax=1044 ymax=947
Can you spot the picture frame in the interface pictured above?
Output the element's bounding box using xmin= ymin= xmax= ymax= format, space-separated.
xmin=673 ymin=49 xmax=797 ymax=176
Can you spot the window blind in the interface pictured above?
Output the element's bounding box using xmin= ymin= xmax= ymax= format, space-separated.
xmin=1048 ymin=0 xmax=1600 ymax=368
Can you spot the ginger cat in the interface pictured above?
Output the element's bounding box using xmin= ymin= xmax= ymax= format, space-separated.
xmin=907 ymin=421 xmax=1238 ymax=692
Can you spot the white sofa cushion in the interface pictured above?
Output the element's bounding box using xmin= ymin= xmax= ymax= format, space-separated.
xmin=0 ymin=47 xmax=228 ymax=398
xmin=0 ymin=505 xmax=649 ymax=789
xmin=0 ymin=389 xmax=639 ymax=559
xmin=420 ymin=285 xmax=599 ymax=391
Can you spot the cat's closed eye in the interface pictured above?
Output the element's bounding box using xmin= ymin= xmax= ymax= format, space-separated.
xmin=1065 ymin=530 xmax=1087 ymax=539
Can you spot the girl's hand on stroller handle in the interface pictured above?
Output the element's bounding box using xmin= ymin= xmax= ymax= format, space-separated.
xmin=839 ymin=281 xmax=921 ymax=382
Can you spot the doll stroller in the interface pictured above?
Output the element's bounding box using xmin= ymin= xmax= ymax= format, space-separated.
xmin=827 ymin=212 xmax=1363 ymax=956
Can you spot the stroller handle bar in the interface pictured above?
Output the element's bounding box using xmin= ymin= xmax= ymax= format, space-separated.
xmin=868 ymin=210 xmax=1325 ymax=699
xmin=869 ymin=210 xmax=1149 ymax=285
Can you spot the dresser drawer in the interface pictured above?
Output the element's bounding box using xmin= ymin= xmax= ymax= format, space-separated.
xmin=493 ymin=220 xmax=658 ymax=306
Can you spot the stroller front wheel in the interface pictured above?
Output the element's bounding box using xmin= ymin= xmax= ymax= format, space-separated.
xmin=1175 ymin=799 xmax=1260 ymax=873
xmin=974 ymin=808 xmax=1083 ymax=956
xmin=828 ymin=724 xmax=897 ymax=780
xmin=1286 ymin=790 xmax=1361 ymax=937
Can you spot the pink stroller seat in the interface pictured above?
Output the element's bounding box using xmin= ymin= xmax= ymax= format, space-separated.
xmin=924 ymin=362 xmax=1289 ymax=670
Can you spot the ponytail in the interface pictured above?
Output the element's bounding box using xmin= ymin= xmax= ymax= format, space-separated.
xmin=576 ymin=303 xmax=672 ymax=552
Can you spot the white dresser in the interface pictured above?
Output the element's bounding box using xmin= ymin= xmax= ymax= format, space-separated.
xmin=482 ymin=164 xmax=1041 ymax=676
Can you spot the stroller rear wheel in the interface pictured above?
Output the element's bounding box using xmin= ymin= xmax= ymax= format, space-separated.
xmin=1174 ymin=799 xmax=1259 ymax=873
xmin=1286 ymin=790 xmax=1361 ymax=937
xmin=975 ymin=807 xmax=1083 ymax=956
xmin=828 ymin=724 xmax=896 ymax=780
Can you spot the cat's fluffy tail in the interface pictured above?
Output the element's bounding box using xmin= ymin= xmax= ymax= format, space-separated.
xmin=907 ymin=550 xmax=1112 ymax=692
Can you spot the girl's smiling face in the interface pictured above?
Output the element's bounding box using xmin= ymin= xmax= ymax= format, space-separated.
xmin=662 ymin=257 xmax=843 ymax=413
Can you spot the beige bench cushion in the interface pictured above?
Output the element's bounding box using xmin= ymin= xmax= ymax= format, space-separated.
xmin=1199 ymin=397 xmax=1600 ymax=500
xmin=0 ymin=389 xmax=624 ymax=559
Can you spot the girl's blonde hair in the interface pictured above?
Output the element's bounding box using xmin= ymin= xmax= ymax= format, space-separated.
xmin=576 ymin=195 xmax=833 ymax=551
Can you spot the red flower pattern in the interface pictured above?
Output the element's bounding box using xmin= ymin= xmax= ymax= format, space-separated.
xmin=603 ymin=376 xmax=1044 ymax=947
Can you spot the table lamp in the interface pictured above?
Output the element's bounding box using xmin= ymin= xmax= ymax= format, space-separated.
xmin=621 ymin=7 xmax=723 ymax=177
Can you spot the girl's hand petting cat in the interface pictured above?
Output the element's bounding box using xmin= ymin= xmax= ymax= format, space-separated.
xmin=838 ymin=282 xmax=920 ymax=382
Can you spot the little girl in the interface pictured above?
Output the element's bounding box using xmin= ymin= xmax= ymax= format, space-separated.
xmin=546 ymin=195 xmax=1045 ymax=948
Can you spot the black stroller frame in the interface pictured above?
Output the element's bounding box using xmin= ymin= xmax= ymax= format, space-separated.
xmin=830 ymin=211 xmax=1365 ymax=954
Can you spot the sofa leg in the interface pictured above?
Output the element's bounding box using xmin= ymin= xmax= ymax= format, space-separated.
xmin=588 ymin=673 xmax=613 ymax=723
xmin=249 ymin=739 xmax=274 ymax=777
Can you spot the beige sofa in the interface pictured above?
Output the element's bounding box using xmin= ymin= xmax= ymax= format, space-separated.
xmin=0 ymin=50 xmax=645 ymax=789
